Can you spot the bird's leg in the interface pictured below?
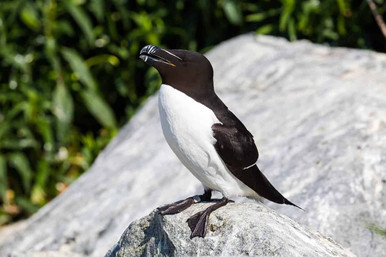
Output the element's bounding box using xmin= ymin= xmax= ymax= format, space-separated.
xmin=187 ymin=197 xmax=230 ymax=238
xmin=157 ymin=189 xmax=212 ymax=215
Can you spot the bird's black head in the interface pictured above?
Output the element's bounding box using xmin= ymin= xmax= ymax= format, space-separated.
xmin=139 ymin=45 xmax=214 ymax=98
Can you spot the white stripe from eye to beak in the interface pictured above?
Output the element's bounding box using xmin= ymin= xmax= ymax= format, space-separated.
xmin=162 ymin=49 xmax=183 ymax=61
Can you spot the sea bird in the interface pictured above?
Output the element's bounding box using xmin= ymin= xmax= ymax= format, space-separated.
xmin=139 ymin=45 xmax=301 ymax=238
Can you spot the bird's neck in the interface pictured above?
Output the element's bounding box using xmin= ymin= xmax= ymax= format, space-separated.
xmin=166 ymin=80 xmax=215 ymax=103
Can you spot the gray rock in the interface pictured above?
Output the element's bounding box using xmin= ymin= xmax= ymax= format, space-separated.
xmin=8 ymin=251 xmax=84 ymax=257
xmin=0 ymin=34 xmax=385 ymax=257
xmin=106 ymin=203 xmax=354 ymax=257
xmin=0 ymin=220 xmax=27 ymax=245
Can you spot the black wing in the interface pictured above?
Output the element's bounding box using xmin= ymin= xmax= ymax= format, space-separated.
xmin=212 ymin=113 xmax=301 ymax=209
xmin=212 ymin=123 xmax=258 ymax=169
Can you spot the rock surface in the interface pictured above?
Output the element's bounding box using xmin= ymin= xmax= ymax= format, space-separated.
xmin=105 ymin=203 xmax=354 ymax=257
xmin=8 ymin=251 xmax=84 ymax=257
xmin=0 ymin=34 xmax=385 ymax=257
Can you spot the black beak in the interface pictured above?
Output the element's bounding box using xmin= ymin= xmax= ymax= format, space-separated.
xmin=139 ymin=45 xmax=180 ymax=67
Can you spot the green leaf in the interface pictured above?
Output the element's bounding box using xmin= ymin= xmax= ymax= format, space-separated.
xmin=64 ymin=1 xmax=95 ymax=46
xmin=54 ymin=20 xmax=75 ymax=37
xmin=53 ymin=84 xmax=73 ymax=125
xmin=288 ymin=18 xmax=297 ymax=41
xmin=44 ymin=37 xmax=60 ymax=70
xmin=337 ymin=15 xmax=346 ymax=35
xmin=246 ymin=13 xmax=267 ymax=23
xmin=9 ymin=153 xmax=32 ymax=192
xmin=81 ymin=90 xmax=117 ymax=128
xmin=298 ymin=0 xmax=319 ymax=32
xmin=35 ymin=160 xmax=50 ymax=187
xmin=222 ymin=0 xmax=243 ymax=25
xmin=336 ymin=0 xmax=346 ymax=15
xmin=53 ymin=83 xmax=73 ymax=143
xmin=85 ymin=54 xmax=120 ymax=67
xmin=280 ymin=0 xmax=295 ymax=31
xmin=15 ymin=195 xmax=39 ymax=214
xmin=31 ymin=160 xmax=49 ymax=205
xmin=61 ymin=48 xmax=97 ymax=90
xmin=256 ymin=24 xmax=274 ymax=35
xmin=90 ymin=0 xmax=105 ymax=21
xmin=36 ymin=119 xmax=54 ymax=151
xmin=31 ymin=185 xmax=45 ymax=205
xmin=20 ymin=3 xmax=41 ymax=31
xmin=245 ymin=9 xmax=281 ymax=22
xmin=0 ymin=155 xmax=7 ymax=201
xmin=0 ymin=139 xmax=38 ymax=150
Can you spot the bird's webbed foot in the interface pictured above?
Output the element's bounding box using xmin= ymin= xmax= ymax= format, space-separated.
xmin=157 ymin=197 xmax=196 ymax=215
xmin=186 ymin=197 xmax=230 ymax=238
xmin=157 ymin=189 xmax=212 ymax=215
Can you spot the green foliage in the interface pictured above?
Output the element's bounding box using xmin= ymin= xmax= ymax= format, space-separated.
xmin=0 ymin=0 xmax=385 ymax=225
xmin=367 ymin=223 xmax=386 ymax=237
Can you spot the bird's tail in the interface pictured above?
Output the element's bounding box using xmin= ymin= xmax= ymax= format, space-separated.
xmin=238 ymin=165 xmax=303 ymax=210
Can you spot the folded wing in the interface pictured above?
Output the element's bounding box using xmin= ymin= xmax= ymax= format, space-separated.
xmin=211 ymin=114 xmax=301 ymax=209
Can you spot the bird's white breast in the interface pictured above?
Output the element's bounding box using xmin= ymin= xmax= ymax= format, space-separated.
xmin=158 ymin=84 xmax=259 ymax=198
xmin=158 ymin=84 xmax=219 ymax=189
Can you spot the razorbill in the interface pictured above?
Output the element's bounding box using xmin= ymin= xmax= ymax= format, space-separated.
xmin=139 ymin=45 xmax=301 ymax=238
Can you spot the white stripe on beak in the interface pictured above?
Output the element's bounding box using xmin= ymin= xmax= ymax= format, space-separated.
xmin=162 ymin=49 xmax=183 ymax=61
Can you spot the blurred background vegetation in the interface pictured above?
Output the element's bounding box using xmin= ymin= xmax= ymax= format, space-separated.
xmin=0 ymin=0 xmax=385 ymax=225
